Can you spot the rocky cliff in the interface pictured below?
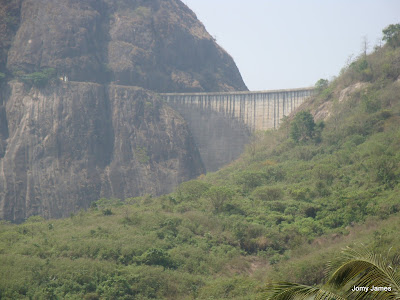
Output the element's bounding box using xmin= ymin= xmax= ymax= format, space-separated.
xmin=0 ymin=0 xmax=247 ymax=222
xmin=0 ymin=82 xmax=205 ymax=222
xmin=5 ymin=0 xmax=247 ymax=92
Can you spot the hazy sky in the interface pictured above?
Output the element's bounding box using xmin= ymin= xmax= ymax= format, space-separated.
xmin=184 ymin=0 xmax=400 ymax=91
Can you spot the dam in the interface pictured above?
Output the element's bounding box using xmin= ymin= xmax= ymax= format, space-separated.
xmin=159 ymin=87 xmax=314 ymax=172
xmin=160 ymin=87 xmax=314 ymax=131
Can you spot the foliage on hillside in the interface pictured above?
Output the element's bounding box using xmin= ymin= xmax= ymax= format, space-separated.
xmin=1 ymin=24 xmax=400 ymax=299
xmin=13 ymin=68 xmax=57 ymax=87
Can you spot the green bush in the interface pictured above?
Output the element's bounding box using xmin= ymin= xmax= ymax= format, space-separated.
xmin=290 ymin=111 xmax=323 ymax=143
xmin=205 ymin=186 xmax=235 ymax=213
xmin=141 ymin=248 xmax=176 ymax=269
xmin=264 ymin=165 xmax=286 ymax=182
xmin=251 ymin=186 xmax=284 ymax=202
xmin=17 ymin=68 xmax=57 ymax=87
xmin=175 ymin=180 xmax=211 ymax=202
xmin=315 ymin=78 xmax=329 ymax=91
xmin=383 ymin=23 xmax=400 ymax=47
xmin=102 ymin=208 xmax=113 ymax=216
xmin=349 ymin=58 xmax=373 ymax=81
xmin=134 ymin=146 xmax=150 ymax=163
xmin=234 ymin=171 xmax=265 ymax=192
xmin=374 ymin=156 xmax=399 ymax=188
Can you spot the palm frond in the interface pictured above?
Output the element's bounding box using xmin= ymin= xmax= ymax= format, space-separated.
xmin=263 ymin=282 xmax=346 ymax=300
xmin=263 ymin=247 xmax=400 ymax=300
xmin=326 ymin=247 xmax=400 ymax=299
xmin=327 ymin=248 xmax=400 ymax=291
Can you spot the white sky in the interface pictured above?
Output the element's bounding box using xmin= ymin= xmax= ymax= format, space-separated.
xmin=184 ymin=0 xmax=400 ymax=91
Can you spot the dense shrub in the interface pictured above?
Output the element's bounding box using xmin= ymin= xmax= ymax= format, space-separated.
xmin=15 ymin=68 xmax=57 ymax=87
xmin=383 ymin=23 xmax=400 ymax=47
xmin=205 ymin=185 xmax=235 ymax=213
xmin=290 ymin=111 xmax=323 ymax=143
xmin=251 ymin=186 xmax=284 ymax=202
xmin=141 ymin=248 xmax=176 ymax=269
xmin=175 ymin=180 xmax=211 ymax=202
xmin=234 ymin=171 xmax=266 ymax=192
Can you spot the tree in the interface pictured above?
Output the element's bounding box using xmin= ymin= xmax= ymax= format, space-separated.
xmin=205 ymin=185 xmax=235 ymax=213
xmin=315 ymin=79 xmax=329 ymax=92
xmin=141 ymin=248 xmax=176 ymax=269
xmin=382 ymin=23 xmax=400 ymax=47
xmin=290 ymin=111 xmax=316 ymax=143
xmin=175 ymin=180 xmax=210 ymax=202
xmin=361 ymin=35 xmax=369 ymax=57
xmin=263 ymin=247 xmax=400 ymax=300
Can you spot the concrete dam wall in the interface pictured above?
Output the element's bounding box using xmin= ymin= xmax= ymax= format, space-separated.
xmin=161 ymin=87 xmax=314 ymax=131
xmin=160 ymin=88 xmax=314 ymax=172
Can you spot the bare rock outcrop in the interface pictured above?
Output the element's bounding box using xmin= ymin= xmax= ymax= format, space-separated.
xmin=5 ymin=0 xmax=247 ymax=92
xmin=0 ymin=81 xmax=204 ymax=222
xmin=0 ymin=0 xmax=247 ymax=221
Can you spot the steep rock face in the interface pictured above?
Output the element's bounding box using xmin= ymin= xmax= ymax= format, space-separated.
xmin=6 ymin=0 xmax=109 ymax=83
xmin=0 ymin=82 xmax=112 ymax=221
xmin=0 ymin=0 xmax=247 ymax=221
xmin=0 ymin=81 xmax=203 ymax=222
xmin=102 ymin=84 xmax=204 ymax=199
xmin=0 ymin=0 xmax=22 ymax=71
xmin=6 ymin=0 xmax=247 ymax=92
xmin=105 ymin=0 xmax=247 ymax=92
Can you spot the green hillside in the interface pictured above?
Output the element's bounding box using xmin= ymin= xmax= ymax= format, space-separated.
xmin=1 ymin=25 xmax=400 ymax=299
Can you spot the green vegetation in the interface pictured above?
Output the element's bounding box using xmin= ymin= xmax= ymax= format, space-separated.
xmin=135 ymin=146 xmax=150 ymax=163
xmin=314 ymin=78 xmax=329 ymax=92
xmin=1 ymin=24 xmax=400 ymax=299
xmin=14 ymin=68 xmax=57 ymax=88
xmin=383 ymin=23 xmax=400 ymax=47
xmin=289 ymin=111 xmax=323 ymax=143
xmin=0 ymin=72 xmax=5 ymax=82
xmin=0 ymin=203 xmax=259 ymax=299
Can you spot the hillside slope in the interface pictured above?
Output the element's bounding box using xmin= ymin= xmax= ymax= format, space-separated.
xmin=0 ymin=26 xmax=399 ymax=299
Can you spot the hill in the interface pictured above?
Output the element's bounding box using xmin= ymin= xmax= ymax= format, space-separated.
xmin=0 ymin=0 xmax=247 ymax=222
xmin=0 ymin=25 xmax=400 ymax=299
